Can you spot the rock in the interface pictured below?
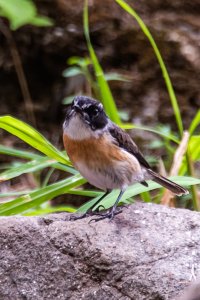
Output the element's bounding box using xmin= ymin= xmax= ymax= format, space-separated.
xmin=176 ymin=281 xmax=200 ymax=300
xmin=0 ymin=202 xmax=200 ymax=300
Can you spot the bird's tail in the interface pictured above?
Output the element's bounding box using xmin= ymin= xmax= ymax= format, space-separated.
xmin=147 ymin=169 xmax=189 ymax=196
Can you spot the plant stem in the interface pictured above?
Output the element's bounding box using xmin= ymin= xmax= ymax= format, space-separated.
xmin=186 ymin=151 xmax=199 ymax=210
xmin=115 ymin=0 xmax=183 ymax=135
xmin=0 ymin=20 xmax=36 ymax=126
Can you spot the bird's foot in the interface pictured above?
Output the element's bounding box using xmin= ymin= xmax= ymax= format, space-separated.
xmin=71 ymin=205 xmax=128 ymax=222
xmin=70 ymin=205 xmax=106 ymax=221
xmin=89 ymin=206 xmax=123 ymax=223
xmin=70 ymin=210 xmax=92 ymax=221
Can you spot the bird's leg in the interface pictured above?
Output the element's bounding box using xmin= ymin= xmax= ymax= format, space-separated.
xmin=70 ymin=190 xmax=111 ymax=221
xmin=89 ymin=189 xmax=126 ymax=222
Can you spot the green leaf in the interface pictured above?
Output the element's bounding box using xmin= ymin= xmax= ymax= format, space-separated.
xmin=118 ymin=110 xmax=130 ymax=122
xmin=0 ymin=144 xmax=77 ymax=175
xmin=179 ymin=136 xmax=200 ymax=175
xmin=0 ymin=157 xmax=56 ymax=181
xmin=78 ymin=176 xmax=200 ymax=212
xmin=0 ymin=144 xmax=40 ymax=160
xmin=0 ymin=174 xmax=86 ymax=216
xmin=0 ymin=191 xmax=32 ymax=198
xmin=0 ymin=116 xmax=69 ymax=165
xmin=77 ymin=192 xmax=104 ymax=213
xmin=189 ymin=136 xmax=200 ymax=161
xmin=62 ymin=95 xmax=76 ymax=105
xmin=0 ymin=0 xmax=36 ymax=29
xmin=67 ymin=56 xmax=91 ymax=67
xmin=0 ymin=0 xmax=53 ymax=30
xmin=23 ymin=205 xmax=76 ymax=216
xmin=62 ymin=67 xmax=83 ymax=78
xmin=0 ymin=188 xmax=99 ymax=200
xmin=68 ymin=189 xmax=101 ymax=197
xmin=29 ymin=16 xmax=53 ymax=27
xmin=140 ymin=191 xmax=151 ymax=203
xmin=104 ymin=73 xmax=132 ymax=82
xmin=189 ymin=110 xmax=200 ymax=136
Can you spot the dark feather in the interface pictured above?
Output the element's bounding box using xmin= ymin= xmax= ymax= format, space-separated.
xmin=147 ymin=169 xmax=188 ymax=195
xmin=108 ymin=124 xmax=189 ymax=194
xmin=108 ymin=123 xmax=151 ymax=169
xmin=141 ymin=181 xmax=149 ymax=187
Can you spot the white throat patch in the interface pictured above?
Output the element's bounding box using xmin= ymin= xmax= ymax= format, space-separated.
xmin=64 ymin=115 xmax=94 ymax=140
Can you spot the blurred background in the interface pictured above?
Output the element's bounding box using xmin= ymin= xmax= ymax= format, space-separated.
xmin=1 ymin=0 xmax=199 ymax=133
xmin=0 ymin=0 xmax=199 ymax=210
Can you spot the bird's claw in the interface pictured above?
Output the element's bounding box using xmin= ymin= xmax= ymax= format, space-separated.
xmin=70 ymin=204 xmax=128 ymax=223
xmin=70 ymin=206 xmax=106 ymax=221
xmin=70 ymin=210 xmax=93 ymax=221
xmin=89 ymin=207 xmax=123 ymax=223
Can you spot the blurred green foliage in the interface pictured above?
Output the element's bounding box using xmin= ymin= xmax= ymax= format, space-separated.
xmin=62 ymin=55 xmax=131 ymax=107
xmin=0 ymin=0 xmax=53 ymax=30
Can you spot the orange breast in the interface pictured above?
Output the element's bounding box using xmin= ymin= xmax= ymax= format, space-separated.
xmin=63 ymin=133 xmax=143 ymax=189
xmin=63 ymin=133 xmax=127 ymax=169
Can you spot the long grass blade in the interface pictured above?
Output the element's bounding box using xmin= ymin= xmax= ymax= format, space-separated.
xmin=131 ymin=124 xmax=179 ymax=144
xmin=0 ymin=144 xmax=77 ymax=175
xmin=83 ymin=0 xmax=121 ymax=125
xmin=115 ymin=0 xmax=183 ymax=136
xmin=23 ymin=205 xmax=76 ymax=216
xmin=0 ymin=191 xmax=32 ymax=198
xmin=0 ymin=174 xmax=86 ymax=216
xmin=189 ymin=110 xmax=200 ymax=136
xmin=180 ymin=136 xmax=200 ymax=175
xmin=0 ymin=157 xmax=56 ymax=181
xmin=0 ymin=144 xmax=40 ymax=159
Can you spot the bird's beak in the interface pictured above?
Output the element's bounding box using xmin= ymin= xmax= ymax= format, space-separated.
xmin=73 ymin=104 xmax=83 ymax=115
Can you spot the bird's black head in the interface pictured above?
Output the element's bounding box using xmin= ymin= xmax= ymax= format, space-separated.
xmin=70 ymin=96 xmax=108 ymax=130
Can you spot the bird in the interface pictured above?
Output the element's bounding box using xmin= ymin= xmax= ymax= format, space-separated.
xmin=63 ymin=95 xmax=189 ymax=221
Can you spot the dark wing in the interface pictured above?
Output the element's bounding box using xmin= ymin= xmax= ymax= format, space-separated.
xmin=108 ymin=123 xmax=151 ymax=169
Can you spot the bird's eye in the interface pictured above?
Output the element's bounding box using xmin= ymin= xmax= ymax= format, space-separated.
xmin=93 ymin=108 xmax=99 ymax=116
xmin=85 ymin=105 xmax=99 ymax=117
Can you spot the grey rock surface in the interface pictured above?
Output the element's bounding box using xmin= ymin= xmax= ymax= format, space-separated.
xmin=0 ymin=202 xmax=200 ymax=300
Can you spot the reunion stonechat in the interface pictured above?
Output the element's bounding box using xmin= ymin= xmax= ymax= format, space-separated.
xmin=63 ymin=95 xmax=188 ymax=221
